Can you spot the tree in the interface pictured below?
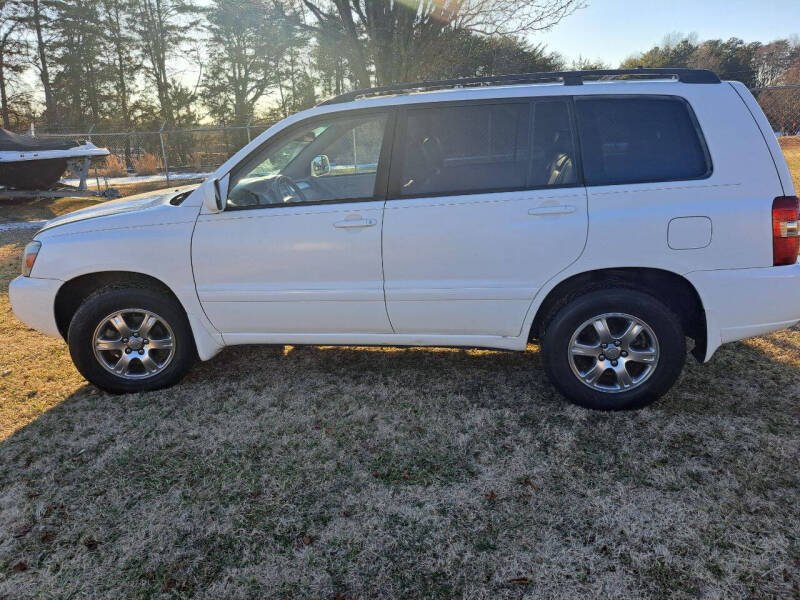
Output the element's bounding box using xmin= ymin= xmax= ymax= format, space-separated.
xmin=783 ymin=56 xmax=800 ymax=85
xmin=201 ymin=0 xmax=302 ymax=126
xmin=620 ymin=35 xmax=760 ymax=86
xmin=274 ymin=48 xmax=317 ymax=117
xmin=130 ymin=0 xmax=198 ymax=127
xmin=413 ymin=31 xmax=564 ymax=81
xmin=620 ymin=34 xmax=698 ymax=70
xmin=569 ymin=56 xmax=609 ymax=71
xmin=312 ymin=19 xmax=351 ymax=96
xmin=752 ymin=39 xmax=800 ymax=88
xmin=47 ymin=0 xmax=110 ymax=127
xmin=101 ymin=0 xmax=138 ymax=130
xmin=0 ymin=0 xmax=27 ymax=128
xmin=21 ymin=0 xmax=58 ymax=125
xmin=757 ymin=55 xmax=800 ymax=134
xmin=688 ymin=38 xmax=760 ymax=87
xmin=297 ymin=0 xmax=585 ymax=87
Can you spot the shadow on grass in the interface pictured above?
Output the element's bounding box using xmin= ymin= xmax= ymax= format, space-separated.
xmin=1 ymin=340 xmax=798 ymax=598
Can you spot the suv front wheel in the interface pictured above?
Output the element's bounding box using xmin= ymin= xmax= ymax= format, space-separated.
xmin=541 ymin=289 xmax=685 ymax=410
xmin=67 ymin=285 xmax=196 ymax=393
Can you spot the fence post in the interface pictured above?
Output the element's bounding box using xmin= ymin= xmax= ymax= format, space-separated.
xmin=246 ymin=117 xmax=252 ymax=143
xmin=87 ymin=123 xmax=95 ymax=143
xmin=159 ymin=121 xmax=171 ymax=185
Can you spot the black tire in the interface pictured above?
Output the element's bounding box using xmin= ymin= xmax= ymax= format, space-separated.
xmin=541 ymin=288 xmax=685 ymax=410
xmin=67 ymin=285 xmax=196 ymax=393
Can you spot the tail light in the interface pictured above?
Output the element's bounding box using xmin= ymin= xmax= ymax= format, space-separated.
xmin=772 ymin=196 xmax=799 ymax=266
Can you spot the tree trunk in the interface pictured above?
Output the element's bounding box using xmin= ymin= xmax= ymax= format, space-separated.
xmin=331 ymin=0 xmax=371 ymax=88
xmin=0 ymin=60 xmax=9 ymax=129
xmin=114 ymin=40 xmax=131 ymax=165
xmin=31 ymin=0 xmax=57 ymax=126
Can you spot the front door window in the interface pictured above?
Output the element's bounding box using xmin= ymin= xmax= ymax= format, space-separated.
xmin=227 ymin=113 xmax=388 ymax=208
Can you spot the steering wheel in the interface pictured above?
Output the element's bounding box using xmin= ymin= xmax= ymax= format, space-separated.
xmin=271 ymin=175 xmax=306 ymax=204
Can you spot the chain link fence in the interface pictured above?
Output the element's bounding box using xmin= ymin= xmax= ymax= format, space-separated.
xmin=21 ymin=85 xmax=800 ymax=186
xmin=30 ymin=122 xmax=275 ymax=186
xmin=750 ymin=86 xmax=800 ymax=136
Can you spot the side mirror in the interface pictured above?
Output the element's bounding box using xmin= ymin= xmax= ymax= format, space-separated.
xmin=204 ymin=173 xmax=229 ymax=213
xmin=310 ymin=155 xmax=331 ymax=177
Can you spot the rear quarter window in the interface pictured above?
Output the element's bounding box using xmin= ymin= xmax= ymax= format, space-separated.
xmin=575 ymin=96 xmax=711 ymax=186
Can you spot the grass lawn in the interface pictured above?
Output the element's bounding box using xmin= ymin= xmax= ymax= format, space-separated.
xmin=0 ymin=154 xmax=798 ymax=599
xmin=780 ymin=136 xmax=800 ymax=190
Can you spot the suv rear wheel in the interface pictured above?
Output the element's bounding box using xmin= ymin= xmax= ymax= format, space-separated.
xmin=541 ymin=289 xmax=685 ymax=410
xmin=67 ymin=285 xmax=196 ymax=393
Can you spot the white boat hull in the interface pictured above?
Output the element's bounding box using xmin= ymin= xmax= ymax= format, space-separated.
xmin=0 ymin=142 xmax=109 ymax=164
xmin=0 ymin=143 xmax=110 ymax=190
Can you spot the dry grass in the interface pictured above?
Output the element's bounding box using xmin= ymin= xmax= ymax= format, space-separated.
xmin=94 ymin=154 xmax=128 ymax=178
xmin=132 ymin=152 xmax=163 ymax=176
xmin=0 ymin=150 xmax=798 ymax=600
xmin=779 ymin=136 xmax=800 ymax=190
xmin=190 ymin=152 xmax=206 ymax=173
xmin=0 ymin=197 xmax=105 ymax=224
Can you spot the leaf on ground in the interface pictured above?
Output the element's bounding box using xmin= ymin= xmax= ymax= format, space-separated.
xmin=83 ymin=537 xmax=100 ymax=550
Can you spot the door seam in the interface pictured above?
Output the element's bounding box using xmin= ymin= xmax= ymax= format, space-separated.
xmin=189 ymin=202 xmax=225 ymax=338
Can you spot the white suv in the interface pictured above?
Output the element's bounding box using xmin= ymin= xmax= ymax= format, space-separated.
xmin=10 ymin=68 xmax=800 ymax=410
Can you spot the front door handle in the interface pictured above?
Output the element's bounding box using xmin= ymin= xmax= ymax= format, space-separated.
xmin=528 ymin=205 xmax=576 ymax=216
xmin=334 ymin=218 xmax=377 ymax=228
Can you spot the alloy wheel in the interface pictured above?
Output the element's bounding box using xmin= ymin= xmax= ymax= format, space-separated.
xmin=92 ymin=309 xmax=176 ymax=379
xmin=567 ymin=312 xmax=660 ymax=393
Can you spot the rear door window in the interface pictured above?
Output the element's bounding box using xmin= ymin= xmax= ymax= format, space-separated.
xmin=575 ymin=96 xmax=711 ymax=186
xmin=395 ymin=99 xmax=577 ymax=197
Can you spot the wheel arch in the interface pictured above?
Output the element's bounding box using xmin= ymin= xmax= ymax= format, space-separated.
xmin=54 ymin=271 xmax=185 ymax=340
xmin=530 ymin=267 xmax=707 ymax=361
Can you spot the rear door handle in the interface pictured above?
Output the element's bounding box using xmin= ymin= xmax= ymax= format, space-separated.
xmin=334 ymin=218 xmax=377 ymax=228
xmin=528 ymin=205 xmax=576 ymax=216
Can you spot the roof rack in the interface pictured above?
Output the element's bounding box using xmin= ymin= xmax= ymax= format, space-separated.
xmin=318 ymin=68 xmax=721 ymax=106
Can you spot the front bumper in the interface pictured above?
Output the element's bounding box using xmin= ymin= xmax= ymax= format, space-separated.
xmin=686 ymin=262 xmax=800 ymax=361
xmin=8 ymin=276 xmax=62 ymax=338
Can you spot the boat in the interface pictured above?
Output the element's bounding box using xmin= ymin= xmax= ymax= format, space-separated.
xmin=0 ymin=128 xmax=109 ymax=190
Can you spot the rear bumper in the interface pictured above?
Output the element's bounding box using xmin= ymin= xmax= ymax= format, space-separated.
xmin=8 ymin=276 xmax=62 ymax=338
xmin=686 ymin=262 xmax=800 ymax=361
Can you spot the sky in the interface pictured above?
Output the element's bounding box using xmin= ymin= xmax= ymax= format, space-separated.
xmin=536 ymin=0 xmax=800 ymax=66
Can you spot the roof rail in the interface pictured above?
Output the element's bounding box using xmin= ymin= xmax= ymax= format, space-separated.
xmin=318 ymin=68 xmax=721 ymax=106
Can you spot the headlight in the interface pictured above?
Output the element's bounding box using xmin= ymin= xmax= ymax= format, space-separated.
xmin=21 ymin=241 xmax=42 ymax=277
